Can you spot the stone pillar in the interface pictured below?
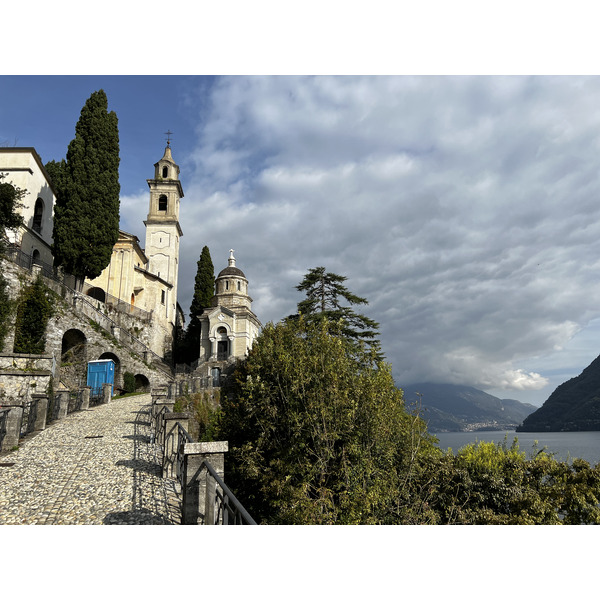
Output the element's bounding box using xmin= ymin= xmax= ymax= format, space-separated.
xmin=56 ymin=390 xmax=69 ymax=418
xmin=31 ymin=393 xmax=48 ymax=431
xmin=181 ymin=441 xmax=228 ymax=525
xmin=80 ymin=387 xmax=90 ymax=410
xmin=102 ymin=382 xmax=112 ymax=404
xmin=161 ymin=412 xmax=190 ymax=478
xmin=1 ymin=406 xmax=23 ymax=451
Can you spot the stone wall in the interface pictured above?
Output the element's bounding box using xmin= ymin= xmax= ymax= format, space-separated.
xmin=0 ymin=257 xmax=174 ymax=397
xmin=0 ymin=353 xmax=53 ymax=405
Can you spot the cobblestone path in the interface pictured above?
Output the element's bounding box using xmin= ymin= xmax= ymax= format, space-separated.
xmin=0 ymin=393 xmax=180 ymax=524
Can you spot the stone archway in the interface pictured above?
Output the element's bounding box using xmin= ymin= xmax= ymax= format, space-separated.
xmin=134 ymin=373 xmax=150 ymax=392
xmin=60 ymin=329 xmax=88 ymax=389
xmin=98 ymin=351 xmax=121 ymax=390
xmin=87 ymin=287 xmax=106 ymax=303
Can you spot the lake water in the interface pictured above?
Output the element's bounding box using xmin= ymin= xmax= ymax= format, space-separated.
xmin=434 ymin=430 xmax=600 ymax=465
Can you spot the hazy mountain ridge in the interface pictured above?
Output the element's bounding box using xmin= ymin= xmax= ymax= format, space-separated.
xmin=400 ymin=382 xmax=537 ymax=433
xmin=517 ymin=354 xmax=600 ymax=432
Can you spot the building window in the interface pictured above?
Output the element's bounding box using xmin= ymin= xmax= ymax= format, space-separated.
xmin=217 ymin=340 xmax=228 ymax=360
xmin=237 ymin=281 xmax=241 ymax=291
xmin=162 ymin=166 xmax=168 ymax=178
xmin=216 ymin=326 xmax=228 ymax=360
xmin=32 ymin=198 xmax=44 ymax=233
xmin=161 ymin=290 xmax=166 ymax=304
xmin=158 ymin=194 xmax=168 ymax=211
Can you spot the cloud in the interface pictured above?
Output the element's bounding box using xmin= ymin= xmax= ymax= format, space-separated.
xmin=171 ymin=76 xmax=600 ymax=399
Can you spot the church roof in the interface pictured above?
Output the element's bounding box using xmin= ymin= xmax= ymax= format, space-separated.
xmin=216 ymin=250 xmax=246 ymax=279
xmin=217 ymin=265 xmax=246 ymax=278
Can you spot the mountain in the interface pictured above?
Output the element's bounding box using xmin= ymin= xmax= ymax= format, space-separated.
xmin=400 ymin=382 xmax=537 ymax=433
xmin=517 ymin=354 xmax=600 ymax=432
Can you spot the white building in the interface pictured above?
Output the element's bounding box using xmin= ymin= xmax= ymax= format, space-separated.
xmin=196 ymin=250 xmax=261 ymax=385
xmin=0 ymin=147 xmax=56 ymax=266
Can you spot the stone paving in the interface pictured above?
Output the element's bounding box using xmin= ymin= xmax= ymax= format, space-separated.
xmin=0 ymin=393 xmax=180 ymax=525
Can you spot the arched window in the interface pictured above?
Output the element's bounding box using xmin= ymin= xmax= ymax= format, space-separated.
xmin=158 ymin=194 xmax=168 ymax=211
xmin=237 ymin=281 xmax=241 ymax=291
xmin=216 ymin=327 xmax=229 ymax=360
xmin=31 ymin=249 xmax=41 ymax=266
xmin=162 ymin=166 xmax=169 ymax=178
xmin=32 ymin=198 xmax=44 ymax=233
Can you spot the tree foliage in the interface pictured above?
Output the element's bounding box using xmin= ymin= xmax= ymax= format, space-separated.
xmin=217 ymin=313 xmax=600 ymax=523
xmin=218 ymin=316 xmax=437 ymax=524
xmin=47 ymin=89 xmax=120 ymax=282
xmin=0 ymin=173 xmax=25 ymax=251
xmin=0 ymin=175 xmax=23 ymax=350
xmin=420 ymin=439 xmax=600 ymax=524
xmin=13 ymin=277 xmax=53 ymax=354
xmin=295 ymin=266 xmax=382 ymax=358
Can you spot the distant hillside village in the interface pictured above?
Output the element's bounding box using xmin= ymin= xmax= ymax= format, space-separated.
xmin=0 ymin=144 xmax=261 ymax=400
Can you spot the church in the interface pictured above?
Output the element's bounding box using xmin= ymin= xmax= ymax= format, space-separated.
xmin=1 ymin=142 xmax=261 ymax=374
xmin=85 ymin=142 xmax=185 ymax=358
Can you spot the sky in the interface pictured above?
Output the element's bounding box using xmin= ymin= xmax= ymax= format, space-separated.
xmin=5 ymin=75 xmax=600 ymax=407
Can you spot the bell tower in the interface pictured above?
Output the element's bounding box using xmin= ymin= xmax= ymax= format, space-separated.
xmin=144 ymin=138 xmax=183 ymax=326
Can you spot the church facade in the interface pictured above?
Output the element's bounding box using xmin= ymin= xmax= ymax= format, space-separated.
xmin=195 ymin=250 xmax=261 ymax=385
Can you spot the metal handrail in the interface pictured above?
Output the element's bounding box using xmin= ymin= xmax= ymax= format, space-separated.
xmin=149 ymin=394 xmax=256 ymax=525
xmin=154 ymin=405 xmax=169 ymax=450
xmin=176 ymin=422 xmax=193 ymax=491
xmin=20 ymin=400 xmax=38 ymax=437
xmin=201 ymin=458 xmax=257 ymax=525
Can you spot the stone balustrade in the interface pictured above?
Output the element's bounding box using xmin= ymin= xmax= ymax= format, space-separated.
xmin=149 ymin=387 xmax=253 ymax=524
xmin=0 ymin=385 xmax=92 ymax=453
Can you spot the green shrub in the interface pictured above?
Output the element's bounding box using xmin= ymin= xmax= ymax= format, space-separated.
xmin=13 ymin=277 xmax=53 ymax=354
xmin=123 ymin=371 xmax=136 ymax=394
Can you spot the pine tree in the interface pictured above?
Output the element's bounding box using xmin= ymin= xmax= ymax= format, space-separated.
xmin=295 ymin=266 xmax=382 ymax=357
xmin=48 ymin=90 xmax=120 ymax=285
xmin=183 ymin=246 xmax=214 ymax=362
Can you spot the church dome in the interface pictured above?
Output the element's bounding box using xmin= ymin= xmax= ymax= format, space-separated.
xmin=218 ymin=265 xmax=246 ymax=278
xmin=217 ymin=250 xmax=246 ymax=280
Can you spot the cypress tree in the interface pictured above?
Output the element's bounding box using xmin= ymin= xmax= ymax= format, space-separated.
xmin=48 ymin=90 xmax=120 ymax=286
xmin=184 ymin=246 xmax=215 ymax=362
